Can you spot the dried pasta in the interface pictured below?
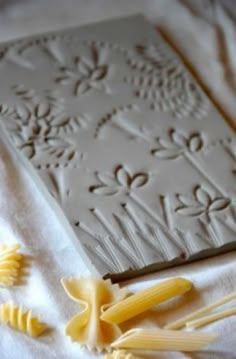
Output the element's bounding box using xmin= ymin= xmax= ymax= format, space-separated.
xmin=165 ymin=291 xmax=236 ymax=330
xmin=186 ymin=307 xmax=236 ymax=329
xmin=61 ymin=276 xmax=128 ymax=351
xmin=111 ymin=328 xmax=217 ymax=352
xmin=0 ymin=301 xmax=47 ymax=337
xmin=101 ymin=277 xmax=192 ymax=324
xmin=105 ymin=350 xmax=135 ymax=359
xmin=0 ymin=244 xmax=22 ymax=286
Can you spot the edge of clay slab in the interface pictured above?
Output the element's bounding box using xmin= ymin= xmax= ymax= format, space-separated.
xmin=105 ymin=242 xmax=236 ymax=282
xmin=0 ymin=122 xmax=101 ymax=278
xmin=2 ymin=122 xmax=236 ymax=283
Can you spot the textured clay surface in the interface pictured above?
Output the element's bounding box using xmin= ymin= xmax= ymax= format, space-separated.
xmin=0 ymin=16 xmax=235 ymax=280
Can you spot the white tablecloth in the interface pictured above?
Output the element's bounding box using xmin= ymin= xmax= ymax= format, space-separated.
xmin=0 ymin=1 xmax=235 ymax=358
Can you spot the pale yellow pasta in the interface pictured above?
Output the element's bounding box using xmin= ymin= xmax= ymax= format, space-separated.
xmin=61 ymin=276 xmax=128 ymax=351
xmin=165 ymin=291 xmax=236 ymax=330
xmin=0 ymin=244 xmax=22 ymax=286
xmin=111 ymin=328 xmax=217 ymax=352
xmin=105 ymin=350 xmax=135 ymax=359
xmin=186 ymin=307 xmax=236 ymax=329
xmin=101 ymin=277 xmax=192 ymax=324
xmin=0 ymin=301 xmax=47 ymax=337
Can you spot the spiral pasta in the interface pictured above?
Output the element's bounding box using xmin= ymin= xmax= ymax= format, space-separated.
xmin=0 ymin=301 xmax=47 ymax=337
xmin=0 ymin=244 xmax=22 ymax=286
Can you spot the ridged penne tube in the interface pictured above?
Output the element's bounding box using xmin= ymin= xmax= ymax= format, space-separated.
xmin=0 ymin=244 xmax=22 ymax=286
xmin=111 ymin=328 xmax=217 ymax=351
xmin=105 ymin=350 xmax=135 ymax=359
xmin=186 ymin=307 xmax=236 ymax=329
xmin=0 ymin=301 xmax=47 ymax=337
xmin=165 ymin=291 xmax=236 ymax=330
xmin=100 ymin=278 xmax=192 ymax=324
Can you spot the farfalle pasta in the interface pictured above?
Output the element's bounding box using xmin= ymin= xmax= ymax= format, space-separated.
xmin=61 ymin=276 xmax=128 ymax=351
xmin=0 ymin=301 xmax=47 ymax=337
xmin=0 ymin=244 xmax=22 ymax=286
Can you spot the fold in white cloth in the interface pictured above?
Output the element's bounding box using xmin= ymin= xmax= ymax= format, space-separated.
xmin=0 ymin=1 xmax=235 ymax=358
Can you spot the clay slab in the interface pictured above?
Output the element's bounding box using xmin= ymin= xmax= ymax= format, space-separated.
xmin=0 ymin=15 xmax=235 ymax=280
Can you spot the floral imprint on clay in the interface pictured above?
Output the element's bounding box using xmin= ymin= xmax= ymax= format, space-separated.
xmin=151 ymin=128 xmax=204 ymax=159
xmin=89 ymin=165 xmax=149 ymax=196
xmin=175 ymin=185 xmax=231 ymax=221
xmin=0 ymin=85 xmax=88 ymax=165
xmin=125 ymin=44 xmax=209 ymax=120
xmin=55 ymin=44 xmax=110 ymax=96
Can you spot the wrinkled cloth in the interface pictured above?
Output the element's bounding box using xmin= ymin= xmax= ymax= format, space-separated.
xmin=0 ymin=1 xmax=235 ymax=358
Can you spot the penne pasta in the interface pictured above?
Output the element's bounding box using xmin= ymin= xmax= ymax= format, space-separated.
xmin=186 ymin=307 xmax=236 ymax=329
xmin=101 ymin=278 xmax=192 ymax=324
xmin=105 ymin=349 xmax=135 ymax=359
xmin=111 ymin=328 xmax=217 ymax=352
xmin=165 ymin=291 xmax=236 ymax=330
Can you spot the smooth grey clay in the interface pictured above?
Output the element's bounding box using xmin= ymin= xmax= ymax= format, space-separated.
xmin=0 ymin=15 xmax=235 ymax=281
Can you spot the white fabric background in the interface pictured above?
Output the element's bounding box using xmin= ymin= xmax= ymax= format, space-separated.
xmin=0 ymin=1 xmax=235 ymax=358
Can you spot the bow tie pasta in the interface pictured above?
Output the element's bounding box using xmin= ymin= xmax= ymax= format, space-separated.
xmin=61 ymin=276 xmax=128 ymax=351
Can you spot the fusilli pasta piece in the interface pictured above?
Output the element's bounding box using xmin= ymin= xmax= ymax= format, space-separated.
xmin=0 ymin=244 xmax=22 ymax=286
xmin=61 ymin=276 xmax=128 ymax=351
xmin=0 ymin=301 xmax=47 ymax=337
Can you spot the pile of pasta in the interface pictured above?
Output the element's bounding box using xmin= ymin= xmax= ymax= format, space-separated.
xmin=61 ymin=276 xmax=236 ymax=358
xmin=0 ymin=244 xmax=47 ymax=337
xmin=1 ymin=242 xmax=235 ymax=357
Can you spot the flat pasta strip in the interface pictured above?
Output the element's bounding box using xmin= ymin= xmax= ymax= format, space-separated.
xmin=0 ymin=244 xmax=22 ymax=286
xmin=0 ymin=301 xmax=47 ymax=337
xmin=61 ymin=276 xmax=128 ymax=352
xmin=101 ymin=278 xmax=192 ymax=324
xmin=165 ymin=291 xmax=236 ymax=330
xmin=111 ymin=328 xmax=217 ymax=351
xmin=186 ymin=307 xmax=236 ymax=329
xmin=105 ymin=350 xmax=135 ymax=359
